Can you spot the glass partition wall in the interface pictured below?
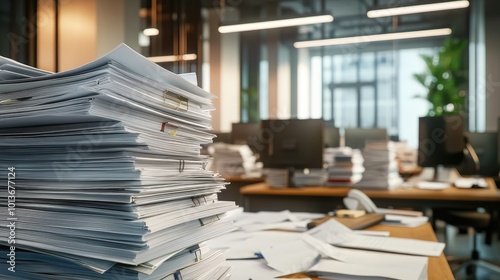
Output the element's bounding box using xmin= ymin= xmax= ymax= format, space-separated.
xmin=211 ymin=0 xmax=470 ymax=148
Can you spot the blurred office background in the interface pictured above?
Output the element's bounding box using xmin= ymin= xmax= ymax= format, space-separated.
xmin=1 ymin=0 xmax=499 ymax=148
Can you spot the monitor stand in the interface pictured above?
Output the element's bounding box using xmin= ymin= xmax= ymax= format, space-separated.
xmin=430 ymin=166 xmax=459 ymax=182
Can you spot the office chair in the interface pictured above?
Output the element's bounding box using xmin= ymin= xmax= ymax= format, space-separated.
xmin=433 ymin=137 xmax=500 ymax=276
xmin=433 ymin=208 xmax=500 ymax=275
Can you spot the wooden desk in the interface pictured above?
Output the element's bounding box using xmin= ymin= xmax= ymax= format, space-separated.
xmin=240 ymin=179 xmax=500 ymax=213
xmin=277 ymin=223 xmax=452 ymax=280
xmin=218 ymin=175 xmax=264 ymax=207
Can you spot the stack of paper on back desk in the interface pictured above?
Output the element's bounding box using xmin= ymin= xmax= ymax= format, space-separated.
xmin=0 ymin=45 xmax=237 ymax=279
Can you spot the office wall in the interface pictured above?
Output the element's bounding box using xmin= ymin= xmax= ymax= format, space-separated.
xmin=37 ymin=0 xmax=97 ymax=72
xmin=58 ymin=0 xmax=97 ymax=71
xmin=37 ymin=0 xmax=56 ymax=72
xmin=96 ymin=0 xmax=124 ymax=57
xmin=485 ymin=0 xmax=500 ymax=131
xmin=37 ymin=0 xmax=140 ymax=72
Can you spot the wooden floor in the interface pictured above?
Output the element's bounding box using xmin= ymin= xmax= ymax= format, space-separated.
xmin=435 ymin=222 xmax=500 ymax=280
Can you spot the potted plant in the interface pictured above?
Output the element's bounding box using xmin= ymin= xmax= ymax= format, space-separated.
xmin=414 ymin=37 xmax=468 ymax=178
xmin=413 ymin=36 xmax=468 ymax=116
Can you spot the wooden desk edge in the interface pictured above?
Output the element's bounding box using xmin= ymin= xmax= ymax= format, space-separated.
xmin=240 ymin=179 xmax=500 ymax=202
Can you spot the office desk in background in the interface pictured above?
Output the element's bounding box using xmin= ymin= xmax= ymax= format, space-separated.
xmin=218 ymin=175 xmax=264 ymax=207
xmin=240 ymin=179 xmax=500 ymax=213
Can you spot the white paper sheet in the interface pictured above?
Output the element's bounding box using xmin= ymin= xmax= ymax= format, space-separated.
xmin=307 ymin=219 xmax=445 ymax=257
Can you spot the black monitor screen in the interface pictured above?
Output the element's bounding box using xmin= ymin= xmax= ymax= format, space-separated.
xmin=466 ymin=132 xmax=499 ymax=176
xmin=324 ymin=126 xmax=340 ymax=148
xmin=417 ymin=116 xmax=465 ymax=167
xmin=344 ymin=128 xmax=388 ymax=149
xmin=259 ymin=119 xmax=324 ymax=169
xmin=231 ymin=122 xmax=261 ymax=152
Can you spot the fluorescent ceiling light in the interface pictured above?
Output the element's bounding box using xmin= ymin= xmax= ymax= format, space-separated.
xmin=218 ymin=14 xmax=333 ymax=33
xmin=148 ymin=54 xmax=197 ymax=63
xmin=143 ymin=28 xmax=159 ymax=36
xmin=367 ymin=1 xmax=469 ymax=18
xmin=294 ymin=28 xmax=452 ymax=48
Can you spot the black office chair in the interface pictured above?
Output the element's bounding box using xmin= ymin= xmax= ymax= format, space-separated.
xmin=433 ymin=208 xmax=499 ymax=275
xmin=433 ymin=137 xmax=500 ymax=276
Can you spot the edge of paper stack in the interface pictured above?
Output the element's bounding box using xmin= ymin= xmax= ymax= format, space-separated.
xmin=0 ymin=44 xmax=237 ymax=279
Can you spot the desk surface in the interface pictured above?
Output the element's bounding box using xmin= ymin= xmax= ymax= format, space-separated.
xmin=280 ymin=222 xmax=453 ymax=280
xmin=241 ymin=179 xmax=499 ymax=201
xmin=240 ymin=179 xmax=500 ymax=212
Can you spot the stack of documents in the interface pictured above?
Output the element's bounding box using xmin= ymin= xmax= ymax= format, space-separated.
xmin=264 ymin=168 xmax=290 ymax=188
xmin=324 ymin=147 xmax=364 ymax=186
xmin=355 ymin=141 xmax=404 ymax=189
xmin=207 ymin=142 xmax=257 ymax=176
xmin=292 ymin=168 xmax=328 ymax=186
xmin=0 ymin=44 xmax=237 ymax=279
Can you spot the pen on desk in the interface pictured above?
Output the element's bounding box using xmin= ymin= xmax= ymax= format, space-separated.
xmin=254 ymin=252 xmax=264 ymax=259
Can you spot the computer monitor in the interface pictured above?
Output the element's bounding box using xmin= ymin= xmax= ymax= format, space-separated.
xmin=259 ymin=119 xmax=324 ymax=169
xmin=344 ymin=128 xmax=388 ymax=149
xmin=231 ymin=122 xmax=261 ymax=153
xmin=213 ymin=132 xmax=232 ymax=143
xmin=464 ymin=132 xmax=499 ymax=176
xmin=417 ymin=115 xmax=465 ymax=169
xmin=324 ymin=126 xmax=340 ymax=148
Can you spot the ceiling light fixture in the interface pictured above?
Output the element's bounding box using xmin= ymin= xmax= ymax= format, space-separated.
xmin=147 ymin=54 xmax=198 ymax=63
xmin=294 ymin=28 xmax=452 ymax=48
xmin=218 ymin=14 xmax=334 ymax=34
xmin=143 ymin=28 xmax=159 ymax=36
xmin=367 ymin=1 xmax=469 ymax=18
xmin=143 ymin=0 xmax=159 ymax=36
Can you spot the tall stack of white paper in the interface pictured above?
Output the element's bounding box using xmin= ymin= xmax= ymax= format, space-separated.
xmin=323 ymin=147 xmax=364 ymax=186
xmin=0 ymin=44 xmax=237 ymax=279
xmin=207 ymin=142 xmax=256 ymax=176
xmin=354 ymin=141 xmax=404 ymax=189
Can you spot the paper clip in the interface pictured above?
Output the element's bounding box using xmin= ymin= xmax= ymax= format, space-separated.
xmin=173 ymin=271 xmax=183 ymax=280
xmin=192 ymin=248 xmax=202 ymax=262
xmin=178 ymin=160 xmax=185 ymax=172
xmin=191 ymin=195 xmax=208 ymax=206
xmin=191 ymin=197 xmax=201 ymax=206
xmin=198 ymin=215 xmax=220 ymax=226
xmin=160 ymin=122 xmax=178 ymax=136
xmin=163 ymin=90 xmax=189 ymax=112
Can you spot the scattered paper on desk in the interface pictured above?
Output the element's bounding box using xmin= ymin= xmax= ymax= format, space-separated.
xmin=301 ymin=234 xmax=347 ymax=261
xmin=383 ymin=214 xmax=429 ymax=227
xmin=307 ymin=257 xmax=427 ymax=280
xmin=417 ymin=181 xmax=451 ymax=190
xmin=260 ymin=238 xmax=320 ymax=274
xmin=240 ymin=221 xmax=309 ymax=232
xmin=224 ymin=259 xmax=283 ymax=280
xmin=306 ymin=219 xmax=445 ymax=256
xmin=455 ymin=177 xmax=488 ymax=188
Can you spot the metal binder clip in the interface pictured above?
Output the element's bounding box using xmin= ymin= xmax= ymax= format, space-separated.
xmin=178 ymin=160 xmax=185 ymax=172
xmin=193 ymin=248 xmax=202 ymax=262
xmin=198 ymin=215 xmax=221 ymax=226
xmin=173 ymin=271 xmax=183 ymax=280
xmin=163 ymin=90 xmax=189 ymax=112
xmin=191 ymin=196 xmax=201 ymax=206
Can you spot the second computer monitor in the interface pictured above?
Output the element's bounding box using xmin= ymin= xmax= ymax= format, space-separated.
xmin=466 ymin=131 xmax=499 ymax=176
xmin=344 ymin=128 xmax=388 ymax=149
xmin=259 ymin=119 xmax=324 ymax=169
xmin=231 ymin=122 xmax=261 ymax=152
